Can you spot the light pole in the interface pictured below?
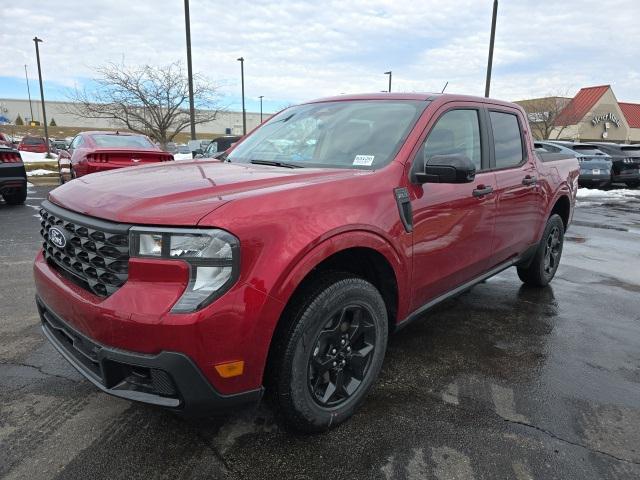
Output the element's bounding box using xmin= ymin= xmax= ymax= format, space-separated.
xmin=24 ymin=65 xmax=34 ymax=123
xmin=184 ymin=0 xmax=196 ymax=140
xmin=484 ymin=0 xmax=498 ymax=98
xmin=33 ymin=37 xmax=50 ymax=156
xmin=237 ymin=57 xmax=246 ymax=135
xmin=384 ymin=71 xmax=392 ymax=92
xmin=258 ymin=95 xmax=264 ymax=123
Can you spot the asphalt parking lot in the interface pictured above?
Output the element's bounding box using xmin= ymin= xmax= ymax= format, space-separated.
xmin=1 ymin=185 xmax=639 ymax=480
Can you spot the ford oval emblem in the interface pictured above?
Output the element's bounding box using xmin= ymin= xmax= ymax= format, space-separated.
xmin=49 ymin=227 xmax=66 ymax=249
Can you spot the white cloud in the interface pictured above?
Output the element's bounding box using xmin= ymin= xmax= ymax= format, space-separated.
xmin=1 ymin=0 xmax=639 ymax=109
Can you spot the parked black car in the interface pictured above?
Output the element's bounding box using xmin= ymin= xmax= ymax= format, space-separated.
xmin=51 ymin=139 xmax=69 ymax=151
xmin=199 ymin=135 xmax=241 ymax=158
xmin=0 ymin=146 xmax=27 ymax=205
xmin=586 ymin=143 xmax=640 ymax=188
xmin=538 ymin=141 xmax=612 ymax=188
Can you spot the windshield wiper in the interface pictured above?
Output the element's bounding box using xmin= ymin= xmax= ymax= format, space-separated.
xmin=249 ymin=159 xmax=303 ymax=168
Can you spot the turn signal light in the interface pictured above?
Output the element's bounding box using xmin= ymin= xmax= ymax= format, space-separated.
xmin=214 ymin=361 xmax=245 ymax=378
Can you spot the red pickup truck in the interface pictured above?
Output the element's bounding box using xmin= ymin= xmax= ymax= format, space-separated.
xmin=34 ymin=93 xmax=578 ymax=431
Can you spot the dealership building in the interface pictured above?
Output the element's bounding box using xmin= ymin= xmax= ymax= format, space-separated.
xmin=0 ymin=98 xmax=265 ymax=136
xmin=519 ymin=85 xmax=640 ymax=143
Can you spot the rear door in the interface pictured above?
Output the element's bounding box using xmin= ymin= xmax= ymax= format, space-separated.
xmin=488 ymin=108 xmax=544 ymax=265
xmin=408 ymin=103 xmax=497 ymax=310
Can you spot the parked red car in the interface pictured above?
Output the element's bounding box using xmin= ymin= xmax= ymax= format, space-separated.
xmin=58 ymin=131 xmax=173 ymax=182
xmin=18 ymin=135 xmax=48 ymax=153
xmin=0 ymin=132 xmax=14 ymax=148
xmin=35 ymin=93 xmax=578 ymax=431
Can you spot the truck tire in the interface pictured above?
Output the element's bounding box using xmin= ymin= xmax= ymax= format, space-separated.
xmin=270 ymin=272 xmax=388 ymax=432
xmin=2 ymin=187 xmax=27 ymax=205
xmin=517 ymin=214 xmax=565 ymax=287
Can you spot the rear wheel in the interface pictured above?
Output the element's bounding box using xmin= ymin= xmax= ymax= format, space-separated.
xmin=517 ymin=214 xmax=565 ymax=287
xmin=270 ymin=272 xmax=388 ymax=432
xmin=2 ymin=187 xmax=27 ymax=205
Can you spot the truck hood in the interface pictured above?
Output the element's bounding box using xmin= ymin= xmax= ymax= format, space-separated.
xmin=48 ymin=160 xmax=366 ymax=225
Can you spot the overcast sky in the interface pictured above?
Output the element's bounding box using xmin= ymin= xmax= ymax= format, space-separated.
xmin=1 ymin=0 xmax=639 ymax=113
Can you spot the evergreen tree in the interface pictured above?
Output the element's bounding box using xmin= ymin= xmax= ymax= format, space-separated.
xmin=15 ymin=114 xmax=24 ymax=125
xmin=50 ymin=117 xmax=57 ymax=127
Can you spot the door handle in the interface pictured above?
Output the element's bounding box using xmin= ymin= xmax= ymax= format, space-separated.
xmin=472 ymin=185 xmax=493 ymax=197
xmin=522 ymin=175 xmax=537 ymax=186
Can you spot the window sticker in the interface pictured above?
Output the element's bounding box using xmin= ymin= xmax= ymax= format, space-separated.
xmin=353 ymin=155 xmax=375 ymax=166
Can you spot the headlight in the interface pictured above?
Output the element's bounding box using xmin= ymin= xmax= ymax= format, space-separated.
xmin=130 ymin=227 xmax=239 ymax=313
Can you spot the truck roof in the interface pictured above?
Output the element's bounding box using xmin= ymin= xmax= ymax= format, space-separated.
xmin=304 ymin=92 xmax=519 ymax=109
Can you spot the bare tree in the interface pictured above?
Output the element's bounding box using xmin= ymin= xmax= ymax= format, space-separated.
xmin=517 ymin=92 xmax=575 ymax=140
xmin=67 ymin=62 xmax=222 ymax=147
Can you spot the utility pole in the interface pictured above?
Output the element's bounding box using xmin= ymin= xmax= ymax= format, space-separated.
xmin=384 ymin=71 xmax=392 ymax=92
xmin=258 ymin=95 xmax=264 ymax=123
xmin=33 ymin=37 xmax=50 ymax=156
xmin=484 ymin=0 xmax=498 ymax=98
xmin=184 ymin=0 xmax=196 ymax=140
xmin=24 ymin=65 xmax=34 ymax=123
xmin=238 ymin=57 xmax=246 ymax=135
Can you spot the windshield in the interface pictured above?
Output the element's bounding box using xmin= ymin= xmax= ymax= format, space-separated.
xmin=227 ymin=100 xmax=427 ymax=169
xmin=90 ymin=134 xmax=154 ymax=148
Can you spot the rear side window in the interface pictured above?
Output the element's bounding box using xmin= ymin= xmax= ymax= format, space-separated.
xmin=424 ymin=109 xmax=482 ymax=171
xmin=70 ymin=136 xmax=84 ymax=149
xmin=490 ymin=111 xmax=524 ymax=168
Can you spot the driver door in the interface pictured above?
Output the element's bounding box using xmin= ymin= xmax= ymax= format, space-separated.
xmin=407 ymin=104 xmax=497 ymax=311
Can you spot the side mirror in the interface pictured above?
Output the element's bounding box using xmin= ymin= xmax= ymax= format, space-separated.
xmin=415 ymin=154 xmax=476 ymax=184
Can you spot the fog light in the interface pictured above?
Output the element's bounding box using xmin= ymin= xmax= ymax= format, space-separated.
xmin=214 ymin=361 xmax=245 ymax=378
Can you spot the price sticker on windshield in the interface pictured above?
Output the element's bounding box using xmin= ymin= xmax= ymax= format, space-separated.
xmin=353 ymin=155 xmax=375 ymax=166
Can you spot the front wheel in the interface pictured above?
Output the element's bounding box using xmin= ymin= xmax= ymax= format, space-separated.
xmin=271 ymin=272 xmax=388 ymax=432
xmin=517 ymin=214 xmax=565 ymax=287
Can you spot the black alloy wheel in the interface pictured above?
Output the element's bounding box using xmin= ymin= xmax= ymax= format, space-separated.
xmin=517 ymin=213 xmax=565 ymax=287
xmin=543 ymin=225 xmax=562 ymax=277
xmin=308 ymin=304 xmax=376 ymax=407
xmin=270 ymin=272 xmax=388 ymax=432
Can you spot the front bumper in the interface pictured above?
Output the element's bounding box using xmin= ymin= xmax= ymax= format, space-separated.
xmin=37 ymin=296 xmax=263 ymax=414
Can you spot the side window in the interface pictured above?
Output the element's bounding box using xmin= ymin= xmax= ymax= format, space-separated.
xmin=423 ymin=109 xmax=482 ymax=171
xmin=70 ymin=136 xmax=83 ymax=149
xmin=490 ymin=111 xmax=524 ymax=168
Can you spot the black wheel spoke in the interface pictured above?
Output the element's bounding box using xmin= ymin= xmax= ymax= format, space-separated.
xmin=319 ymin=378 xmax=337 ymax=404
xmin=348 ymin=344 xmax=373 ymax=379
xmin=312 ymin=355 xmax=334 ymax=376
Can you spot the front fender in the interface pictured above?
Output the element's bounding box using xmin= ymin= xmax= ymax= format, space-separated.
xmin=270 ymin=228 xmax=412 ymax=323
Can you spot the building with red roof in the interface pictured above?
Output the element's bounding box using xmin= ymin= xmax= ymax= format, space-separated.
xmin=517 ymin=85 xmax=640 ymax=143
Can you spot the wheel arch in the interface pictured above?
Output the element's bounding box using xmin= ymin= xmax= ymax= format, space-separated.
xmin=262 ymin=231 xmax=409 ymax=387
xmin=549 ymin=194 xmax=571 ymax=231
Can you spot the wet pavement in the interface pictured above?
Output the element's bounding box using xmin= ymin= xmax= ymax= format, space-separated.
xmin=1 ymin=186 xmax=639 ymax=479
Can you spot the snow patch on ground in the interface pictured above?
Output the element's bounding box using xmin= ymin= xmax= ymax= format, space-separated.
xmin=173 ymin=153 xmax=193 ymax=160
xmin=27 ymin=169 xmax=58 ymax=176
xmin=577 ymin=188 xmax=640 ymax=199
xmin=576 ymin=188 xmax=640 ymax=206
xmin=20 ymin=151 xmax=59 ymax=163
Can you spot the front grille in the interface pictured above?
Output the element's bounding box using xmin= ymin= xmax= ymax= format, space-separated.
xmin=39 ymin=200 xmax=130 ymax=297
